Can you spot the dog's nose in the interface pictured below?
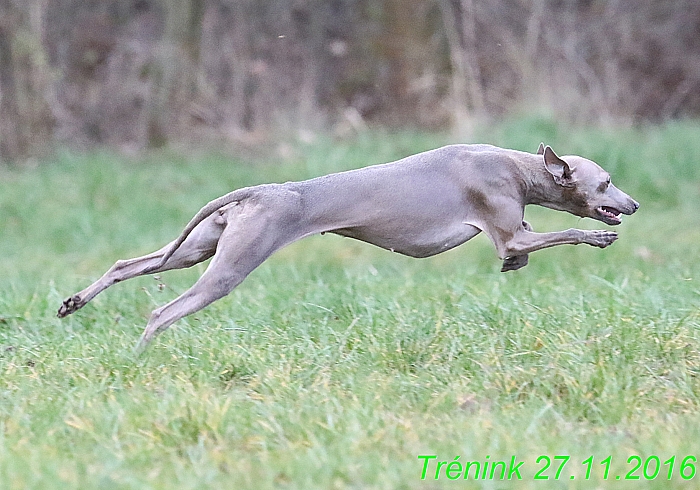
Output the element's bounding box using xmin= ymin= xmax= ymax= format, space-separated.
xmin=632 ymin=199 xmax=640 ymax=212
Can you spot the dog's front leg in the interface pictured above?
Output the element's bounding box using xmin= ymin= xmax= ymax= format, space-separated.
xmin=501 ymin=221 xmax=532 ymax=272
xmin=496 ymin=226 xmax=618 ymax=259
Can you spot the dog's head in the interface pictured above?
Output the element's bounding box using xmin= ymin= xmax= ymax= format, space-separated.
xmin=537 ymin=143 xmax=639 ymax=225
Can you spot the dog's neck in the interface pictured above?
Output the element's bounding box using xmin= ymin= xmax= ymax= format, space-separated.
xmin=518 ymin=154 xmax=571 ymax=211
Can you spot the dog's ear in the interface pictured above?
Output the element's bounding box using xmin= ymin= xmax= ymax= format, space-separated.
xmin=536 ymin=142 xmax=545 ymax=155
xmin=543 ymin=146 xmax=574 ymax=187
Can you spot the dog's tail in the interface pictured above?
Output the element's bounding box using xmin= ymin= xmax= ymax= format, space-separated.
xmin=143 ymin=187 xmax=255 ymax=274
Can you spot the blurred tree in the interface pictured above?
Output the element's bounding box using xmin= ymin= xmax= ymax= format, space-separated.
xmin=0 ymin=0 xmax=699 ymax=161
xmin=439 ymin=0 xmax=484 ymax=133
xmin=0 ymin=0 xmax=22 ymax=160
xmin=0 ymin=0 xmax=53 ymax=163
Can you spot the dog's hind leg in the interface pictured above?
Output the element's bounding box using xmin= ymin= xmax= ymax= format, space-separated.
xmin=57 ymin=208 xmax=231 ymax=318
xmin=135 ymin=201 xmax=299 ymax=351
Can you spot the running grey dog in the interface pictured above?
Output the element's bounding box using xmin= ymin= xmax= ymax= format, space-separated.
xmin=58 ymin=143 xmax=638 ymax=350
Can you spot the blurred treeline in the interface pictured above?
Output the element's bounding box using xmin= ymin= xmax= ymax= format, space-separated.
xmin=1 ymin=0 xmax=699 ymax=162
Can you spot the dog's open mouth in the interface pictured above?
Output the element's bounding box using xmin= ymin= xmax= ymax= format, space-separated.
xmin=596 ymin=206 xmax=622 ymax=225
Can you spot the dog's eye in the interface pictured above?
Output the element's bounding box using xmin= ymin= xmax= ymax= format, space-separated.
xmin=598 ymin=178 xmax=610 ymax=192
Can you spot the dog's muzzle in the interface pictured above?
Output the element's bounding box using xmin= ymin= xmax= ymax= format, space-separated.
xmin=595 ymin=199 xmax=639 ymax=225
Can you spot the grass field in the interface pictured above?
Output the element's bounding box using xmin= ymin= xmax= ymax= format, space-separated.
xmin=1 ymin=118 xmax=699 ymax=489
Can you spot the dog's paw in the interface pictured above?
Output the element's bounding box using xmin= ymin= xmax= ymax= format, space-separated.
xmin=57 ymin=295 xmax=83 ymax=318
xmin=586 ymin=230 xmax=618 ymax=248
xmin=501 ymin=254 xmax=529 ymax=272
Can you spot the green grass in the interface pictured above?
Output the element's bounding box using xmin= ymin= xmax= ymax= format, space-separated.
xmin=1 ymin=120 xmax=700 ymax=488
